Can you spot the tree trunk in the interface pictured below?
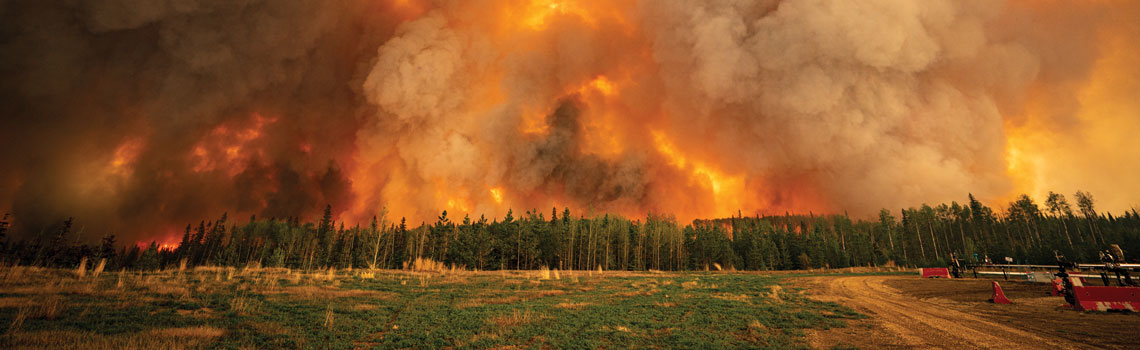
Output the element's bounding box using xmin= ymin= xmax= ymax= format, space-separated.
xmin=913 ymin=218 xmax=925 ymax=261
xmin=928 ymin=220 xmax=939 ymax=259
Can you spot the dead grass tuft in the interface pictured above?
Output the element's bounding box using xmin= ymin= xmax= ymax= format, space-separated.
xmin=75 ymin=257 xmax=88 ymax=278
xmin=230 ymin=296 xmax=259 ymax=315
xmin=615 ymin=290 xmax=655 ymax=297
xmin=528 ymin=289 xmax=566 ymax=298
xmin=4 ymin=329 xmax=217 ymax=349
xmin=405 ymin=257 xmax=445 ymax=273
xmin=323 ymin=305 xmax=335 ymax=330
xmin=768 ymin=285 xmax=783 ymax=301
xmin=270 ymin=285 xmax=395 ymax=300
xmin=33 ymin=295 xmax=65 ymax=320
xmin=147 ymin=326 xmax=225 ymax=338
xmin=457 ymin=296 xmax=521 ymax=308
xmin=0 ymin=297 xmax=32 ymax=308
xmin=713 ymin=293 xmax=751 ymax=303
xmin=175 ymin=307 xmax=216 ymax=319
xmin=555 ymin=302 xmax=590 ymax=309
xmin=92 ymin=259 xmax=106 ymax=279
xmin=487 ymin=310 xmax=546 ymax=328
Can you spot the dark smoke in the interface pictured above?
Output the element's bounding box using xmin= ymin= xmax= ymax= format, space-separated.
xmin=0 ymin=0 xmax=402 ymax=243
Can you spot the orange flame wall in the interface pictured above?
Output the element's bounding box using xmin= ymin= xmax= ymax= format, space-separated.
xmin=1 ymin=0 xmax=1138 ymax=242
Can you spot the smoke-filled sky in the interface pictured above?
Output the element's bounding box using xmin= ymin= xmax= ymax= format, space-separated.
xmin=2 ymin=0 xmax=1138 ymax=244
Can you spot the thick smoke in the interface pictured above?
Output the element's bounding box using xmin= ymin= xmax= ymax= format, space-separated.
xmin=352 ymin=0 xmax=1139 ymax=222
xmin=0 ymin=0 xmax=405 ymax=242
xmin=3 ymin=0 xmax=1138 ymax=242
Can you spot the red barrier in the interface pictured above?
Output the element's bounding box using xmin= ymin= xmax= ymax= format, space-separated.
xmin=1070 ymin=285 xmax=1140 ymax=312
xmin=990 ymin=281 xmax=1011 ymax=304
xmin=921 ymin=267 xmax=951 ymax=278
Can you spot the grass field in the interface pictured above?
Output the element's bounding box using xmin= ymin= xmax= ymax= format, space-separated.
xmin=0 ymin=263 xmax=865 ymax=349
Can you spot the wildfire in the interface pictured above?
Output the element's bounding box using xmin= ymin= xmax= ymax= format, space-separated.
xmin=191 ymin=113 xmax=276 ymax=176
xmin=110 ymin=138 xmax=144 ymax=174
xmin=521 ymin=0 xmax=592 ymax=30
xmin=490 ymin=187 xmax=504 ymax=204
xmin=588 ymin=76 xmax=615 ymax=96
xmin=651 ymin=131 xmax=745 ymax=217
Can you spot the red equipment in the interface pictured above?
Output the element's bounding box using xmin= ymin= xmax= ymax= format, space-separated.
xmin=989 ymin=281 xmax=1011 ymax=304
xmin=1069 ymin=285 xmax=1140 ymax=312
xmin=921 ymin=267 xmax=951 ymax=278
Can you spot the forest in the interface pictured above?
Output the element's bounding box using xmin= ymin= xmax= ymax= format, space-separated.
xmin=1 ymin=191 xmax=1137 ymax=272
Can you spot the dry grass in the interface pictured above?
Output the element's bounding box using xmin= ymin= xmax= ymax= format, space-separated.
xmin=91 ymin=259 xmax=106 ymax=279
xmin=615 ymin=290 xmax=655 ymax=297
xmin=230 ymin=296 xmax=259 ymax=315
xmin=487 ymin=310 xmax=546 ymax=328
xmin=4 ymin=329 xmax=219 ymax=349
xmin=0 ymin=297 xmax=32 ymax=308
xmin=323 ymin=305 xmax=335 ymax=330
xmin=456 ymin=296 xmax=522 ymax=309
xmin=32 ymin=295 xmax=65 ymax=320
xmin=269 ymin=285 xmax=395 ymax=300
xmin=147 ymin=326 xmax=226 ymax=338
xmin=555 ymin=301 xmax=590 ymax=309
xmin=175 ymin=307 xmax=216 ymax=319
xmin=767 ymin=285 xmax=783 ymax=301
xmin=712 ymin=293 xmax=751 ymax=303
xmin=681 ymin=281 xmax=700 ymax=289
xmin=139 ymin=277 xmax=191 ymax=298
xmin=8 ymin=296 xmax=65 ymax=333
xmin=406 ymin=257 xmax=445 ymax=272
xmin=74 ymin=257 xmax=88 ymax=278
xmin=527 ymin=289 xmax=566 ymax=298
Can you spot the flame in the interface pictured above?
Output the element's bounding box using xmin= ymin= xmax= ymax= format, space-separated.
xmin=584 ymin=75 xmax=616 ymax=97
xmin=110 ymin=138 xmax=144 ymax=174
xmin=191 ymin=113 xmax=276 ymax=176
xmin=490 ymin=187 xmax=504 ymax=204
xmin=521 ymin=0 xmax=593 ymax=30
xmin=652 ymin=130 xmax=745 ymax=217
xmin=1000 ymin=8 xmax=1140 ymax=209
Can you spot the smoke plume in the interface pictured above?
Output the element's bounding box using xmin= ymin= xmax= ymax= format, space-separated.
xmin=2 ymin=0 xmax=1137 ymax=243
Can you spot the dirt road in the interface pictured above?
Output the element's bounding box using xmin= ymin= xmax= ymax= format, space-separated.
xmin=804 ymin=275 xmax=1093 ymax=349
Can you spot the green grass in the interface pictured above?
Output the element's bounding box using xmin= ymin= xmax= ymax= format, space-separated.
xmin=0 ymin=268 xmax=862 ymax=349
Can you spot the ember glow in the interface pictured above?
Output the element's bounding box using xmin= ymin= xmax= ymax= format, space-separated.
xmin=1 ymin=0 xmax=1138 ymax=242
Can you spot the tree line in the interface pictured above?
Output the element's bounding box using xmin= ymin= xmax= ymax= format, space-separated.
xmin=1 ymin=191 xmax=1137 ymax=271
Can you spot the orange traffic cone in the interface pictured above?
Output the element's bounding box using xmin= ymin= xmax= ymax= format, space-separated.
xmin=989 ymin=281 xmax=1011 ymax=304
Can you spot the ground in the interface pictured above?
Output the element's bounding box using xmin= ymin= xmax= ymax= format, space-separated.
xmin=0 ymin=265 xmax=860 ymax=349
xmin=1 ymin=265 xmax=1135 ymax=349
xmin=802 ymin=274 xmax=1139 ymax=349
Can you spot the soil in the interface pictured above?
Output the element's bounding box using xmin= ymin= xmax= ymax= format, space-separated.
xmin=799 ymin=275 xmax=1139 ymax=349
